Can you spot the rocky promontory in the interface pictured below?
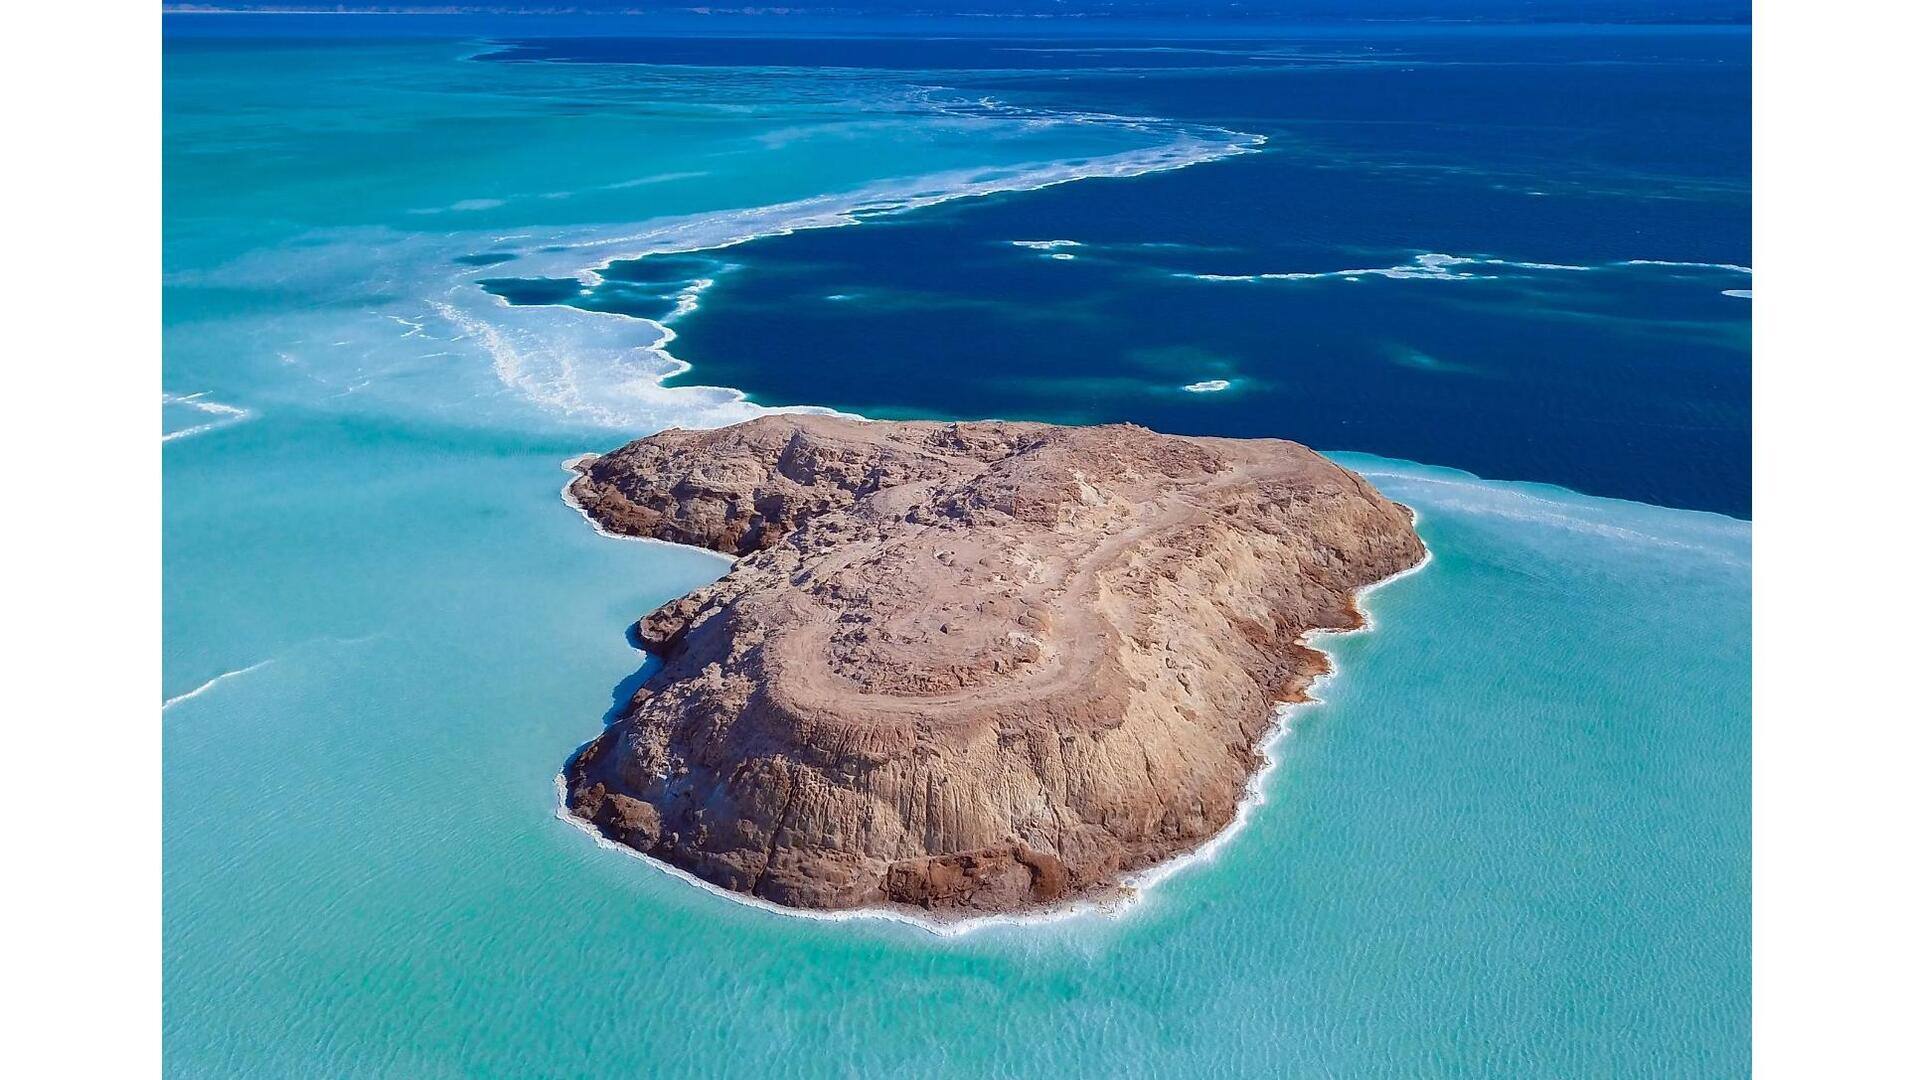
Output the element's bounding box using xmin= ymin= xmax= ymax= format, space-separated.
xmin=562 ymin=415 xmax=1424 ymax=918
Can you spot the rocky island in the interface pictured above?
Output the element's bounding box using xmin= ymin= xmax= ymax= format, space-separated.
xmin=562 ymin=415 xmax=1425 ymax=919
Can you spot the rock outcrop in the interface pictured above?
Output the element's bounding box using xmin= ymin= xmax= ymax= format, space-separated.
xmin=563 ymin=415 xmax=1424 ymax=918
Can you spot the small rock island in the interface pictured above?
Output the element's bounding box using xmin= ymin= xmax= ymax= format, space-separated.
xmin=563 ymin=415 xmax=1425 ymax=919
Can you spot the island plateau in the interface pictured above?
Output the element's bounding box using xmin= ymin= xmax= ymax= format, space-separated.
xmin=563 ymin=415 xmax=1425 ymax=918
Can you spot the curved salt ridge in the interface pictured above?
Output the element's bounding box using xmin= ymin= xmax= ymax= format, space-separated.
xmin=1624 ymin=259 xmax=1753 ymax=273
xmin=1171 ymin=252 xmax=1544 ymax=283
xmin=606 ymin=171 xmax=710 ymax=191
xmin=1173 ymin=252 xmax=1752 ymax=285
xmin=661 ymin=277 xmax=716 ymax=325
xmin=162 ymin=392 xmax=252 ymax=444
xmin=159 ymin=633 xmax=388 ymax=713
xmin=555 ymin=482 xmax=1431 ymax=938
xmin=162 ymin=659 xmax=275 ymax=710
xmin=512 ymin=130 xmax=1260 ymax=285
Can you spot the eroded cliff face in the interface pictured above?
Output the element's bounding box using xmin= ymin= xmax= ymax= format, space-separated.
xmin=563 ymin=415 xmax=1424 ymax=917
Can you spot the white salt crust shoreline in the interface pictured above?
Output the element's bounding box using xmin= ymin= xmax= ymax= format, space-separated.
xmin=432 ymin=127 xmax=1264 ymax=431
xmin=553 ymin=477 xmax=1430 ymax=939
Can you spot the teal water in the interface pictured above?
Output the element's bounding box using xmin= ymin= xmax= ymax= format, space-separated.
xmin=164 ymin=20 xmax=1750 ymax=1077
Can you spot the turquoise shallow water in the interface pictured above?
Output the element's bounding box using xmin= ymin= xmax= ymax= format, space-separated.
xmin=165 ymin=424 xmax=1748 ymax=1076
xmin=164 ymin=20 xmax=1749 ymax=1077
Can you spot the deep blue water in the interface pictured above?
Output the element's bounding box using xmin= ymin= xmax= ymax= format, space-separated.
xmin=486 ymin=26 xmax=1751 ymax=514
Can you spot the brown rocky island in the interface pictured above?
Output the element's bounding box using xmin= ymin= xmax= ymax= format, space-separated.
xmin=562 ymin=415 xmax=1424 ymax=920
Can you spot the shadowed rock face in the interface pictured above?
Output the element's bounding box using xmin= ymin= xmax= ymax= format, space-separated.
xmin=563 ymin=415 xmax=1424 ymax=918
